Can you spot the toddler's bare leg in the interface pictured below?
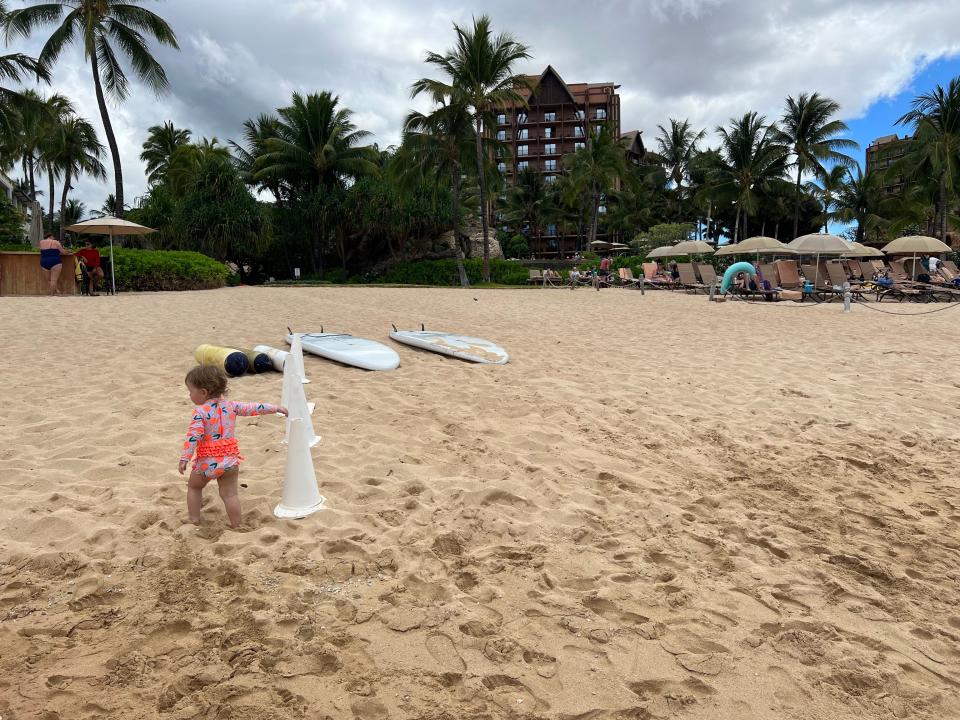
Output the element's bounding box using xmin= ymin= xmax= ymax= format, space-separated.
xmin=187 ymin=471 xmax=209 ymax=523
xmin=217 ymin=467 xmax=242 ymax=528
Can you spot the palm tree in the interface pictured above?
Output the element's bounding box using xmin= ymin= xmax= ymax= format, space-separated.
xmin=832 ymin=167 xmax=887 ymax=243
xmin=53 ymin=114 xmax=105 ymax=240
xmin=779 ymin=92 xmax=858 ymax=238
xmin=167 ymin=137 xmax=230 ymax=195
xmin=0 ymin=0 xmax=49 ymax=147
xmin=140 ymin=121 xmax=190 ymax=186
xmin=895 ymin=78 xmax=960 ymax=243
xmin=38 ymin=93 xmax=75 ymax=227
xmin=230 ymin=113 xmax=282 ymax=202
xmin=710 ymin=112 xmax=790 ymax=242
xmin=565 ymin=124 xmax=627 ymax=246
xmin=653 ymin=118 xmax=706 ymax=220
xmin=402 ymin=97 xmax=476 ymax=287
xmin=5 ymin=0 xmax=179 ymax=218
xmin=253 ymin=91 xmax=378 ymax=192
xmin=412 ymin=15 xmax=531 ymax=282
xmin=58 ymin=197 xmax=84 ymax=227
xmin=804 ymin=164 xmax=848 ymax=233
xmin=501 ymin=166 xmax=550 ymax=246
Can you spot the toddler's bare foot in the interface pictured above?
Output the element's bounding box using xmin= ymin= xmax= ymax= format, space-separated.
xmin=185 ymin=516 xmax=201 ymax=525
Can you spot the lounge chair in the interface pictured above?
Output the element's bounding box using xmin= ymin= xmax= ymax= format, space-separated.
xmin=943 ymin=260 xmax=960 ymax=275
xmin=801 ymin=263 xmax=844 ymax=302
xmin=642 ymin=262 xmax=673 ymax=289
xmin=824 ymin=262 xmax=866 ymax=301
xmin=676 ymin=263 xmax=707 ymax=293
xmin=527 ymin=269 xmax=543 ymax=285
xmin=696 ymin=263 xmax=719 ymax=290
xmin=772 ymin=259 xmax=806 ymax=301
xmin=618 ymin=267 xmax=644 ymax=289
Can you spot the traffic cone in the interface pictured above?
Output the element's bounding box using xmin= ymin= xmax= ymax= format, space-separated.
xmin=274 ymin=416 xmax=326 ymax=519
xmin=254 ymin=344 xmax=289 ymax=372
xmin=289 ymin=334 xmax=310 ymax=384
xmin=282 ymin=360 xmax=318 ymax=447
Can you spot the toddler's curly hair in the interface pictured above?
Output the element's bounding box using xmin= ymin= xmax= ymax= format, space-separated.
xmin=185 ymin=365 xmax=228 ymax=397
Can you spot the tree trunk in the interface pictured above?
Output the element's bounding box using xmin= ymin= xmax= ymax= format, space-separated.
xmin=940 ymin=173 xmax=947 ymax=242
xmin=473 ymin=116 xmax=490 ymax=282
xmin=449 ymin=165 xmax=469 ymax=287
xmin=91 ymin=51 xmax=124 ymax=218
xmin=47 ymin=165 xmax=55 ymax=233
xmin=733 ymin=206 xmax=741 ymax=243
xmin=589 ymin=187 xmax=601 ymax=245
xmin=28 ymin=155 xmax=35 ymax=200
xmin=743 ymin=213 xmax=749 ymax=240
xmin=792 ymin=164 xmax=802 ymax=239
xmin=59 ymin=165 xmax=72 ymax=242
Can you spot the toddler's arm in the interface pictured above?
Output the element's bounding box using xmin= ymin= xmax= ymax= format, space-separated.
xmin=231 ymin=401 xmax=286 ymax=417
xmin=180 ymin=411 xmax=204 ymax=462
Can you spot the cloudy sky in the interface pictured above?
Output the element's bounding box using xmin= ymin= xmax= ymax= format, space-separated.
xmin=7 ymin=0 xmax=960 ymax=212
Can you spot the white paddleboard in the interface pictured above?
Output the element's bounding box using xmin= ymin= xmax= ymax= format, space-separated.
xmin=389 ymin=330 xmax=509 ymax=364
xmin=286 ymin=332 xmax=400 ymax=371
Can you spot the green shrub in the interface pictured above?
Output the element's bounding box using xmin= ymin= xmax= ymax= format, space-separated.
xmin=109 ymin=248 xmax=229 ymax=291
xmin=379 ymin=258 xmax=529 ymax=285
xmin=0 ymin=242 xmax=33 ymax=251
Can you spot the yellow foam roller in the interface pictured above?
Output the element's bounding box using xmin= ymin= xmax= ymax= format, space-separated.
xmin=194 ymin=344 xmax=249 ymax=377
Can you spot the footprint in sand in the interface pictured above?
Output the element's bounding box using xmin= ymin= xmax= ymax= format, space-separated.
xmin=425 ymin=632 xmax=466 ymax=673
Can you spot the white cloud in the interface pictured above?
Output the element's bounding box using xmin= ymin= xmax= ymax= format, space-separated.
xmin=5 ymin=0 xmax=960 ymax=212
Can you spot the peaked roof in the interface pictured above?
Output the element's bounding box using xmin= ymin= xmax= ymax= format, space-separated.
xmin=526 ymin=65 xmax=578 ymax=105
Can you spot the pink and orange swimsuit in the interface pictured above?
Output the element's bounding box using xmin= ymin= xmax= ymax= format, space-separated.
xmin=181 ymin=398 xmax=280 ymax=479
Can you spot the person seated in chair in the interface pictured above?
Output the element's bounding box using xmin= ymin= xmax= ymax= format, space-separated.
xmin=75 ymin=240 xmax=104 ymax=295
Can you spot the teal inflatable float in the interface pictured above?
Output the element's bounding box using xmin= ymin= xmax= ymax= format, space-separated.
xmin=720 ymin=262 xmax=757 ymax=294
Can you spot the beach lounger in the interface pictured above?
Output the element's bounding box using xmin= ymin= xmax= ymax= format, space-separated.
xmin=772 ymin=259 xmax=807 ymax=301
xmin=824 ymin=262 xmax=865 ymax=301
xmin=676 ymin=263 xmax=707 ymax=293
xmin=800 ymin=263 xmax=843 ymax=302
xmin=642 ymin=262 xmax=673 ymax=289
xmin=944 ymin=260 xmax=960 ymax=275
xmin=696 ymin=263 xmax=719 ymax=290
xmin=527 ymin=269 xmax=543 ymax=285
xmin=618 ymin=267 xmax=644 ymax=288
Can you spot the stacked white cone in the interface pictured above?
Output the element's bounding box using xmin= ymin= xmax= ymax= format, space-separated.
xmin=274 ymin=348 xmax=325 ymax=519
xmin=289 ymin=334 xmax=310 ymax=384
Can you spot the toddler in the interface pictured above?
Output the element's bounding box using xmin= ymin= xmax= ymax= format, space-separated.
xmin=179 ymin=365 xmax=287 ymax=527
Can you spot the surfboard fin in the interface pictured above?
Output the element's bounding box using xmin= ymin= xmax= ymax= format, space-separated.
xmin=391 ymin=323 xmax=397 ymax=332
xmin=421 ymin=323 xmax=425 ymax=331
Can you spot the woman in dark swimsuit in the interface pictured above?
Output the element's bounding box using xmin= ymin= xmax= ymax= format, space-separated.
xmin=39 ymin=233 xmax=66 ymax=295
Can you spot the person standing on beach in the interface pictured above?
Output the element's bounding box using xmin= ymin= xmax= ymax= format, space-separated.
xmin=38 ymin=233 xmax=66 ymax=295
xmin=179 ymin=366 xmax=287 ymax=527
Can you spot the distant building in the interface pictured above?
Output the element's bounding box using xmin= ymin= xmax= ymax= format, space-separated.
xmin=495 ymin=65 xmax=644 ymax=257
xmin=865 ymin=134 xmax=907 ymax=195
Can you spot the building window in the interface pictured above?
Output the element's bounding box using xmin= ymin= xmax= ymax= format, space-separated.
xmin=595 ymin=108 xmax=607 ymax=120
xmin=546 ymin=224 xmax=557 ymax=236
xmin=496 ymin=130 xmax=506 ymax=140
xmin=517 ymin=145 xmax=529 ymax=156
xmin=545 ymin=175 xmax=557 ymax=184
xmin=518 ymin=129 xmax=529 ymax=140
xmin=593 ymin=125 xmax=602 ymax=136
xmin=575 ymin=142 xmax=585 ymax=151
xmin=517 ymin=112 xmax=527 ymax=123
xmin=497 ymin=162 xmax=506 ymax=172
xmin=544 ymin=143 xmax=557 ymax=155
xmin=497 ymin=113 xmax=507 ymax=124
xmin=545 ymin=159 xmax=557 ymax=171
xmin=517 ymin=161 xmax=529 ymax=171
xmin=544 ymin=127 xmax=553 ymax=138
xmin=575 ymin=110 xmax=584 ymax=120
xmin=544 ymin=111 xmax=556 ymax=122
xmin=574 ymin=126 xmax=584 ymax=137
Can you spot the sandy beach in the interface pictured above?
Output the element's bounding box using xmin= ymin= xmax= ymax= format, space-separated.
xmin=1 ymin=286 xmax=959 ymax=719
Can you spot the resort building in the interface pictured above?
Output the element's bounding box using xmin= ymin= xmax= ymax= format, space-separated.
xmin=495 ymin=65 xmax=644 ymax=257
xmin=0 ymin=169 xmax=32 ymax=242
xmin=865 ymin=134 xmax=907 ymax=195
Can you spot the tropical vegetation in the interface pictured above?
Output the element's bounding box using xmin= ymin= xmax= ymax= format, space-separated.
xmin=1 ymin=6 xmax=958 ymax=286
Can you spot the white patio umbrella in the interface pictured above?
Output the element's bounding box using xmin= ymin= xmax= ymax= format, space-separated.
xmin=672 ymin=239 xmax=715 ymax=255
xmin=714 ymin=235 xmax=796 ymax=262
xmin=843 ymin=242 xmax=884 ymax=258
xmin=787 ymin=233 xmax=851 ymax=288
xmin=881 ymin=235 xmax=952 ymax=280
xmin=646 ymin=245 xmax=676 ymax=258
xmin=65 ymin=216 xmax=156 ymax=295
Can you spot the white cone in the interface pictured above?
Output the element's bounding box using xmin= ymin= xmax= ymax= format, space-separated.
xmin=274 ymin=416 xmax=326 ymax=518
xmin=289 ymin=334 xmax=310 ymax=384
xmin=254 ymin=344 xmax=289 ymax=372
xmin=282 ymin=360 xmax=318 ymax=446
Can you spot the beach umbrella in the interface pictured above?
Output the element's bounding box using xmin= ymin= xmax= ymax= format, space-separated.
xmin=714 ymin=235 xmax=796 ymax=261
xmin=787 ymin=233 xmax=851 ymax=287
xmin=881 ymin=235 xmax=952 ymax=280
xmin=65 ymin=216 xmax=156 ymax=295
xmin=646 ymin=245 xmax=676 ymax=258
xmin=672 ymin=239 xmax=715 ymax=255
xmin=843 ymin=242 xmax=884 ymax=258
xmin=28 ymin=200 xmax=43 ymax=247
